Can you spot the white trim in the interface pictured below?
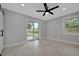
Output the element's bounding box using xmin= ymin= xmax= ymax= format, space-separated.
xmin=39 ymin=21 xmax=42 ymax=40
xmin=47 ymin=37 xmax=79 ymax=46
xmin=4 ymin=40 xmax=26 ymax=48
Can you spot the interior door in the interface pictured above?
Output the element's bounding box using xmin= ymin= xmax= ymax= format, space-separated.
xmin=0 ymin=11 xmax=4 ymax=54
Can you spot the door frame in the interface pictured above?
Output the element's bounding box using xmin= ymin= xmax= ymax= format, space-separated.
xmin=26 ymin=19 xmax=41 ymax=41
xmin=0 ymin=10 xmax=4 ymax=55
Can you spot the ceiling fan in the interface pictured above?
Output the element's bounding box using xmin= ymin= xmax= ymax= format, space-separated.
xmin=36 ymin=3 xmax=59 ymax=16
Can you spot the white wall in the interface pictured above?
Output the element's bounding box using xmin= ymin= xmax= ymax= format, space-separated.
xmin=4 ymin=9 xmax=26 ymax=47
xmin=45 ymin=11 xmax=79 ymax=44
xmin=3 ymin=9 xmax=45 ymax=47
xmin=40 ymin=21 xmax=46 ymax=39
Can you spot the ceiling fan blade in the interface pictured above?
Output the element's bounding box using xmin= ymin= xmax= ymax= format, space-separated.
xmin=49 ymin=11 xmax=54 ymax=15
xmin=43 ymin=3 xmax=48 ymax=10
xmin=49 ymin=5 xmax=59 ymax=11
xmin=36 ymin=10 xmax=45 ymax=12
xmin=43 ymin=12 xmax=46 ymax=16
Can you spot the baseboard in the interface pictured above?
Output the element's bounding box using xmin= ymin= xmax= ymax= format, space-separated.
xmin=4 ymin=40 xmax=26 ymax=48
xmin=47 ymin=37 xmax=79 ymax=46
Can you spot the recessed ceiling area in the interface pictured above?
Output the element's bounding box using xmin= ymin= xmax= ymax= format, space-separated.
xmin=1 ymin=3 xmax=79 ymax=20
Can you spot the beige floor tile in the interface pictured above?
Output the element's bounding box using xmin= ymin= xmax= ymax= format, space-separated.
xmin=2 ymin=39 xmax=79 ymax=56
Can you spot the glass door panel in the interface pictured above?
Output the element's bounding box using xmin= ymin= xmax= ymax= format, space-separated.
xmin=33 ymin=22 xmax=39 ymax=40
xmin=27 ymin=21 xmax=34 ymax=41
xmin=27 ymin=21 xmax=39 ymax=41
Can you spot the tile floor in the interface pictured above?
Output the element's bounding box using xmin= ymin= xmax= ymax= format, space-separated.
xmin=2 ymin=39 xmax=79 ymax=56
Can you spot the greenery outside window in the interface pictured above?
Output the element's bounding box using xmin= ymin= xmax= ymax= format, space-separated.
xmin=64 ymin=16 xmax=79 ymax=35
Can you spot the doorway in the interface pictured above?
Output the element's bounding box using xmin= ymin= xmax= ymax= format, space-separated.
xmin=27 ymin=20 xmax=39 ymax=41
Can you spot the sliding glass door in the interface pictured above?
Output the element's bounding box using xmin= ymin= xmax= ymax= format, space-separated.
xmin=33 ymin=22 xmax=39 ymax=40
xmin=27 ymin=20 xmax=39 ymax=41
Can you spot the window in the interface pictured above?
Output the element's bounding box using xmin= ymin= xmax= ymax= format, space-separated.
xmin=63 ymin=16 xmax=79 ymax=35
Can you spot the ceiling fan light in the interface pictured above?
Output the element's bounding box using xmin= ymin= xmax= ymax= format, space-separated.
xmin=62 ymin=8 xmax=66 ymax=11
xmin=46 ymin=12 xmax=49 ymax=15
xmin=21 ymin=4 xmax=25 ymax=6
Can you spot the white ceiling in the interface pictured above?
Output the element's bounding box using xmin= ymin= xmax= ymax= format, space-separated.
xmin=1 ymin=3 xmax=79 ymax=21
